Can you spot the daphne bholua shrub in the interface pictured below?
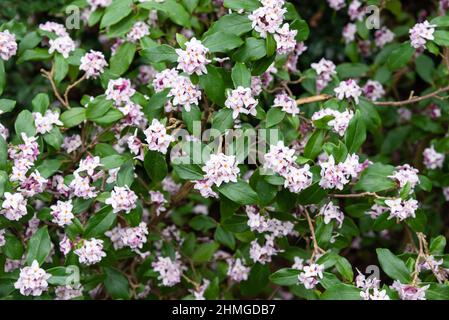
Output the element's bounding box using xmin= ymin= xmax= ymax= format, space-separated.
xmin=1 ymin=0 xmax=449 ymax=301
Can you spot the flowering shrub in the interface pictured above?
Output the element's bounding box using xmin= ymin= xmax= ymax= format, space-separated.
xmin=1 ymin=0 xmax=449 ymax=301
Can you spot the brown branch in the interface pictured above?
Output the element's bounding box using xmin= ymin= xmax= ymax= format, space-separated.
xmin=41 ymin=67 xmax=68 ymax=109
xmin=63 ymin=73 xmax=87 ymax=107
xmin=304 ymin=208 xmax=326 ymax=259
xmin=374 ymin=85 xmax=449 ymax=106
xmin=296 ymin=94 xmax=333 ymax=105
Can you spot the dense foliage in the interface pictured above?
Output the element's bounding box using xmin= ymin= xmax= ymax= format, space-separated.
xmin=1 ymin=0 xmax=449 ymax=300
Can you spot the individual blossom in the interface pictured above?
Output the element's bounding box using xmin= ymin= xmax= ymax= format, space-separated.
xmin=202 ymin=153 xmax=240 ymax=187
xmin=410 ymin=20 xmax=436 ymax=49
xmin=0 ymin=123 xmax=9 ymax=140
xmin=49 ymin=36 xmax=76 ymax=58
xmin=176 ymin=37 xmax=210 ymax=76
xmin=74 ymin=238 xmax=107 ymax=265
xmin=105 ymin=186 xmax=138 ymax=214
xmin=39 ymin=22 xmax=68 ymax=37
xmin=105 ymin=226 xmax=126 ymax=250
xmin=225 ymin=86 xmax=258 ymax=119
xmin=62 ymin=135 xmax=82 ymax=153
xmin=391 ymin=281 xmax=429 ymax=300
xmin=342 ymin=23 xmax=357 ymax=43
xmin=149 ymin=191 xmax=167 ymax=216
xmin=426 ymin=103 xmax=442 ymax=119
xmin=59 ymin=235 xmax=72 ymax=256
xmin=80 ymin=50 xmax=108 ymax=79
xmin=292 ymin=257 xmax=304 ymax=270
xmin=33 ymin=110 xmax=63 ymax=135
xmin=50 ymin=200 xmax=74 ymax=227
xmin=162 ymin=176 xmax=181 ymax=195
xmin=443 ymin=187 xmax=449 ymax=201
xmin=76 ymin=155 xmax=101 ymax=177
xmin=1 ymin=192 xmax=28 ymax=221
xmin=319 ymin=202 xmax=344 ymax=227
xmin=194 ymin=179 xmax=218 ymax=198
xmin=398 ymin=107 xmax=412 ymax=123
xmin=366 ymin=204 xmax=388 ymax=219
xmin=105 ymin=78 xmax=136 ymax=105
xmin=118 ymin=102 xmax=147 ymax=128
xmin=19 ymin=171 xmax=48 ymax=197
xmin=311 ymin=58 xmax=337 ymax=92
xmin=152 ymin=253 xmax=184 ymax=287
xmin=423 ymin=146 xmax=445 ymax=170
xmin=363 ymin=80 xmax=385 ymax=101
xmin=298 ymin=263 xmax=324 ymax=289
xmin=87 ymin=0 xmax=112 ymax=10
xmin=388 ymin=164 xmax=420 ymax=192
xmin=0 ymin=30 xmax=18 ymax=61
xmin=248 ymin=5 xmax=286 ymax=38
xmin=251 ymin=76 xmax=263 ymax=96
xmin=227 ymin=258 xmax=250 ymax=282
xmin=144 ymin=118 xmax=175 ymax=154
xmin=375 ymin=27 xmax=395 ymax=48
xmin=274 ymin=23 xmax=297 ymax=54
xmin=126 ymin=21 xmax=150 ymax=42
xmin=334 ymin=79 xmax=362 ymax=104
xmin=348 ymin=0 xmax=364 ymax=21
xmin=137 ymin=65 xmax=157 ymax=84
xmin=385 ymin=198 xmax=419 ymax=221
xmin=327 ymin=0 xmax=345 ymax=11
xmin=14 ymin=260 xmax=50 ymax=296
xmin=273 ymin=92 xmax=299 ymax=116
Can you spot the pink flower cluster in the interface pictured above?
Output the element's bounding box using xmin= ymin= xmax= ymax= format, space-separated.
xmin=311 ymin=58 xmax=337 ymax=92
xmin=225 ymin=86 xmax=259 ymax=119
xmin=80 ymin=50 xmax=108 ymax=79
xmin=0 ymin=30 xmax=17 ymax=61
xmin=319 ymin=154 xmax=363 ymax=190
xmin=176 ymin=38 xmax=210 ymax=75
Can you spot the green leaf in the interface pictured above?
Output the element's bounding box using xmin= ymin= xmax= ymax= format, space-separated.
xmin=32 ymin=93 xmax=50 ymax=114
xmin=173 ymin=164 xmax=204 ymax=180
xmin=109 ymin=42 xmax=136 ymax=76
xmin=17 ymin=48 xmax=52 ymax=63
xmin=376 ymin=248 xmax=412 ymax=283
xmin=92 ymin=108 xmax=123 ymax=125
xmin=291 ymin=19 xmax=309 ymax=41
xmin=387 ymin=42 xmax=415 ymax=70
xmin=222 ymin=214 xmax=249 ymax=233
xmin=182 ymin=104 xmax=202 ymax=133
xmin=4 ymin=234 xmax=24 ymax=260
xmin=141 ymin=44 xmax=178 ymax=64
xmin=84 ymin=207 xmax=117 ymax=238
xmin=164 ymin=0 xmax=191 ymax=27
xmin=344 ymin=110 xmax=366 ymax=153
xmin=117 ymin=161 xmax=135 ymax=187
xmin=206 ymin=13 xmax=252 ymax=37
xmin=54 ymin=54 xmax=69 ymax=83
xmin=434 ymin=30 xmax=449 ymax=47
xmin=336 ymin=256 xmax=354 ymax=282
xmin=100 ymin=0 xmax=133 ymax=28
xmin=231 ymin=62 xmax=251 ymax=88
xmin=0 ymin=136 xmax=7 ymax=170
xmin=199 ymin=65 xmax=228 ymax=107
xmin=26 ymin=226 xmax=51 ymax=265
xmin=203 ymin=32 xmax=243 ymax=53
xmin=304 ymin=130 xmax=325 ymax=159
xmin=321 ymin=284 xmax=361 ymax=300
xmin=211 ymin=108 xmax=234 ymax=133
xmin=429 ymin=235 xmax=446 ymax=255
xmin=189 ymin=215 xmax=217 ymax=232
xmin=43 ymin=127 xmax=64 ymax=150
xmin=144 ymin=150 xmax=168 ymax=183
xmin=336 ymin=63 xmax=369 ymax=79
xmin=36 ymin=159 xmax=62 ymax=178
xmin=266 ymin=107 xmax=285 ymax=128
xmin=233 ymin=37 xmax=266 ymax=62
xmin=15 ymin=110 xmax=36 ymax=137
xmin=103 ymin=267 xmax=130 ymax=299
xmin=60 ymin=107 xmax=86 ymax=128
xmin=86 ymin=95 xmax=113 ymax=120
xmin=426 ymin=284 xmax=449 ymax=300
xmin=223 ymin=0 xmax=260 ymax=11
xmin=218 ymin=181 xmax=259 ymax=205
xmin=0 ymin=99 xmax=16 ymax=113
xmin=214 ymin=225 xmax=235 ymax=249
xmin=355 ymin=163 xmax=396 ymax=192
xmin=431 ymin=16 xmax=449 ymax=27
xmin=269 ymin=268 xmax=301 ymax=286
xmin=101 ymin=155 xmax=127 ymax=169
xmin=192 ymin=242 xmax=219 ymax=263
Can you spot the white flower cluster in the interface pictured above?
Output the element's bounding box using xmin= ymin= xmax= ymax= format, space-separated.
xmin=197 ymin=153 xmax=240 ymax=196
xmin=149 ymin=190 xmax=167 ymax=216
xmin=14 ymin=260 xmax=51 ymax=296
xmin=8 ymin=133 xmax=40 ymax=183
xmin=388 ymin=164 xmax=420 ymax=192
xmin=273 ymin=92 xmax=299 ymax=116
xmin=356 ymin=272 xmax=390 ymax=300
xmin=227 ymin=258 xmax=250 ymax=282
xmin=19 ymin=171 xmax=48 ymax=198
xmin=80 ymin=50 xmax=108 ymax=79
xmin=319 ymin=202 xmax=344 ymax=228
xmin=375 ymin=27 xmax=395 ymax=48
xmin=176 ymin=38 xmax=211 ymax=76
xmin=126 ymin=21 xmax=150 ymax=42
xmin=33 ymin=110 xmax=63 ymax=135
xmin=319 ymin=154 xmax=363 ymax=190
xmin=50 ymin=200 xmax=74 ymax=226
xmin=423 ymin=146 xmax=445 ymax=170
xmin=39 ymin=21 xmax=69 ymax=37
xmin=334 ymin=79 xmax=362 ymax=104
xmin=55 ymin=284 xmax=84 ymax=300
xmin=348 ymin=0 xmax=364 ymax=21
xmin=274 ymin=23 xmax=298 ymax=54
xmin=74 ymin=238 xmax=107 ymax=265
xmin=62 ymin=135 xmax=82 ymax=153
xmin=106 ymin=78 xmax=136 ymax=106
xmin=409 ymin=21 xmax=436 ymax=49
xmin=1 ymin=192 xmax=28 ymax=221
xmin=0 ymin=30 xmax=17 ymax=61
xmin=342 ymin=23 xmax=357 ymax=43
xmin=121 ymin=222 xmax=149 ymax=250
xmin=312 ymin=108 xmax=354 ymax=136
xmin=311 ymin=58 xmax=337 ymax=92
xmin=298 ymin=263 xmax=324 ymax=289
xmin=246 ymin=206 xmax=295 ymax=237
xmin=152 ymin=253 xmax=184 ymax=287
xmin=225 ymin=86 xmax=259 ymax=119
xmin=49 ymin=36 xmax=76 ymax=58
xmin=249 ymin=234 xmax=279 ymax=264
xmin=248 ymin=1 xmax=286 ymax=38
xmin=105 ymin=186 xmax=138 ymax=214
xmin=144 ymin=118 xmax=175 ymax=154
xmin=391 ymin=281 xmax=429 ymax=300
xmin=327 ymin=0 xmax=345 ymax=11
xmin=263 ymin=141 xmax=313 ymax=193
xmin=385 ymin=198 xmax=418 ymax=221
xmin=363 ymin=80 xmax=385 ymax=101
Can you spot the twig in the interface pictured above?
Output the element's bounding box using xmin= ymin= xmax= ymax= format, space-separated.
xmin=64 ymin=73 xmax=87 ymax=107
xmin=41 ymin=67 xmax=68 ymax=108
xmin=304 ymin=208 xmax=326 ymax=259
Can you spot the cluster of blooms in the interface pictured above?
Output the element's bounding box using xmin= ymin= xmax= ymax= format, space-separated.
xmin=342 ymin=23 xmax=357 ymax=43
xmin=274 ymin=23 xmax=298 ymax=54
xmin=149 ymin=191 xmax=167 ymax=216
xmin=388 ymin=164 xmax=420 ymax=192
xmin=80 ymin=50 xmax=108 ymax=79
xmin=390 ymin=281 xmax=429 ymax=300
xmin=422 ymin=146 xmax=445 ymax=170
xmin=363 ymin=80 xmax=385 ymax=101
xmin=143 ymin=118 xmax=175 ymax=154
xmin=409 ymin=21 xmax=436 ymax=49
xmin=55 ymin=284 xmax=84 ymax=300
xmin=33 ymin=110 xmax=63 ymax=135
xmin=246 ymin=206 xmax=295 ymax=237
xmin=225 ymin=86 xmax=259 ymax=119
xmin=126 ymin=21 xmax=150 ymax=42
xmin=374 ymin=27 xmax=395 ymax=48
xmin=105 ymin=186 xmax=138 ymax=214
xmin=62 ymin=135 xmax=82 ymax=153
xmin=14 ymin=261 xmax=51 ymax=296
xmin=152 ymin=253 xmax=184 ymax=287
xmin=249 ymin=234 xmax=279 ymax=264
xmin=176 ymin=38 xmax=210 ymax=76
xmin=248 ymin=0 xmax=286 ymax=38
xmin=348 ymin=0 xmax=364 ymax=21
xmin=319 ymin=202 xmax=344 ymax=228
xmin=50 ymin=200 xmax=74 ymax=226
xmin=0 ymin=30 xmax=17 ymax=61
xmin=384 ymin=198 xmax=419 ymax=221
xmin=39 ymin=21 xmax=69 ymax=37
xmin=297 ymin=263 xmax=325 ymax=289
xmin=0 ymin=229 xmax=5 ymax=247
xmin=49 ymin=36 xmax=76 ymax=58
xmin=334 ymin=79 xmax=362 ymax=104
xmin=312 ymin=108 xmax=354 ymax=136
xmin=1 ymin=192 xmax=28 ymax=221
xmin=227 ymin=258 xmax=251 ymax=282
xmin=120 ymin=222 xmax=149 ymax=250
xmin=272 ymin=92 xmax=299 ymax=115
xmin=74 ymin=238 xmax=107 ymax=265
xmin=190 ymin=279 xmax=210 ymax=300
xmin=263 ymin=141 xmax=313 ymax=193
xmin=311 ymin=58 xmax=337 ymax=92
xmin=319 ymin=154 xmax=364 ymax=190
xmin=327 ymin=0 xmax=345 ymax=11
xmin=106 ymin=78 xmax=136 ymax=106
xmin=355 ymin=272 xmax=390 ymax=300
